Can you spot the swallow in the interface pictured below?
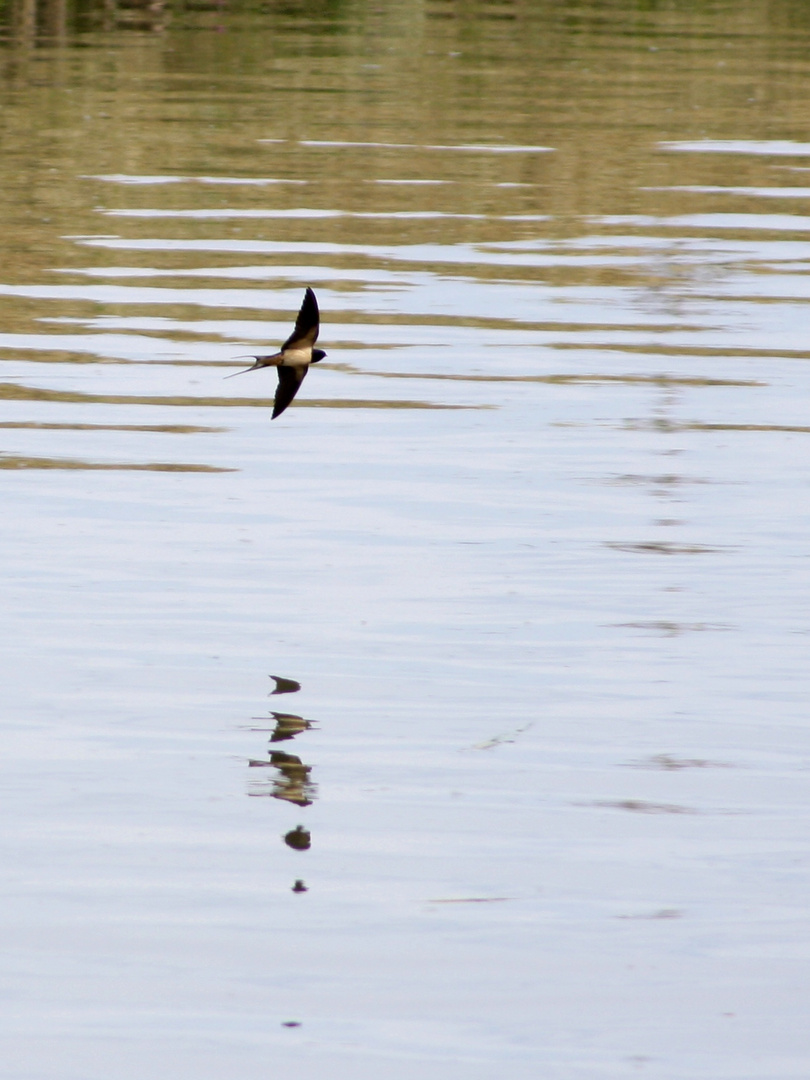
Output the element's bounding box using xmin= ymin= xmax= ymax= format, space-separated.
xmin=226 ymin=287 xmax=326 ymax=418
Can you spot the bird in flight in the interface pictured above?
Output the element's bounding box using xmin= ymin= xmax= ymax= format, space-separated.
xmin=226 ymin=287 xmax=326 ymax=418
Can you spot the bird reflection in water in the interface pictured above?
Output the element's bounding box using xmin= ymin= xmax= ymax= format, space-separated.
xmin=243 ymin=675 xmax=316 ymax=879
xmin=248 ymin=751 xmax=316 ymax=807
xmin=284 ymin=825 xmax=311 ymax=851
xmin=245 ymin=710 xmax=315 ymax=742
xmin=268 ymin=711 xmax=314 ymax=743
xmin=269 ymin=675 xmax=301 ymax=696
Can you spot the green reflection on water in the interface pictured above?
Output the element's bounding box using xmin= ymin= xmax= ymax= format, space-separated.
xmin=3 ymin=0 xmax=810 ymax=283
xmin=0 ymin=0 xmax=808 ymax=444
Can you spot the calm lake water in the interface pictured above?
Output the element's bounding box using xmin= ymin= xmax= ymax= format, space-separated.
xmin=3 ymin=1 xmax=810 ymax=1077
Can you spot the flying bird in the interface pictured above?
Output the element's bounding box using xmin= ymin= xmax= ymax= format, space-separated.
xmin=226 ymin=287 xmax=326 ymax=418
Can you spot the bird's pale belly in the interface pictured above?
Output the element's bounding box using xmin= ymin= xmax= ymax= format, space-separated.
xmin=282 ymin=348 xmax=312 ymax=367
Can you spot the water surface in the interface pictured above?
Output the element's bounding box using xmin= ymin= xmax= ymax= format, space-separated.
xmin=3 ymin=2 xmax=810 ymax=1077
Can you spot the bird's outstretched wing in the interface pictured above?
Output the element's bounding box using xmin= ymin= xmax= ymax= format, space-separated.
xmin=273 ymin=365 xmax=308 ymax=419
xmin=282 ymin=286 xmax=320 ymax=351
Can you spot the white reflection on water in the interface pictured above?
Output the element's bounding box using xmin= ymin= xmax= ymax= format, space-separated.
xmin=85 ymin=174 xmax=309 ymax=186
xmin=647 ymin=185 xmax=810 ymax=198
xmin=295 ymin=140 xmax=555 ymax=152
xmin=100 ymin=208 xmax=550 ymax=220
xmin=597 ymin=212 xmax=810 ymax=230
xmin=659 ymin=139 xmax=810 ymax=155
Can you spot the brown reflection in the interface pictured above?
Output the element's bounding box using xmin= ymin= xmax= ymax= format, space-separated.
xmin=269 ymin=712 xmax=313 ymax=742
xmin=6 ymin=0 xmax=62 ymax=41
xmin=269 ymin=675 xmax=301 ymax=696
xmin=245 ymin=711 xmax=315 ymax=742
xmin=626 ymin=754 xmax=733 ymax=771
xmin=249 ymin=751 xmax=316 ymax=807
xmin=0 ymin=384 xmax=475 ymax=411
xmin=6 ymin=0 xmax=67 ymax=42
xmin=334 ymin=365 xmax=760 ymax=388
xmin=589 ymin=800 xmax=698 ymax=815
xmin=10 ymin=0 xmax=37 ymax=42
xmin=612 ymin=621 xmax=732 ymax=636
xmin=428 ymin=897 xmax=512 ymax=904
xmin=284 ymin=825 xmax=311 ymax=851
xmin=0 ymin=454 xmax=232 ymax=472
xmin=307 ymin=399 xmax=481 ymax=410
xmin=602 ymin=471 xmax=711 ymax=503
xmin=98 ymin=0 xmax=168 ymax=34
xmin=605 ymin=541 xmax=723 ymax=555
xmin=605 ymin=474 xmax=709 ymax=488
xmin=41 ymin=0 xmax=65 ymax=39
xmin=0 ymin=421 xmax=225 ymax=433
xmin=617 ymin=909 xmax=682 ymax=921
xmin=3 ymin=0 xmax=810 ymax=295
xmin=243 ymin=676 xmax=318 ymax=863
xmin=650 ymin=422 xmax=810 ymax=435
